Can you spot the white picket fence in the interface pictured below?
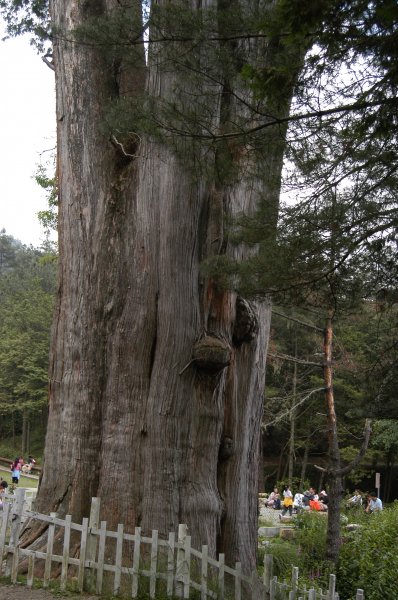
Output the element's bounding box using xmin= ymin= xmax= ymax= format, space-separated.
xmin=0 ymin=490 xmax=365 ymax=599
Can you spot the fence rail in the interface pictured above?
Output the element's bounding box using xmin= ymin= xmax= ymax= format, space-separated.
xmin=0 ymin=490 xmax=365 ymax=599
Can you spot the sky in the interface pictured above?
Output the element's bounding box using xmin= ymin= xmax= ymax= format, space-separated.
xmin=0 ymin=25 xmax=56 ymax=247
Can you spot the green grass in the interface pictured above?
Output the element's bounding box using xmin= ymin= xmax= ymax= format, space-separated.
xmin=0 ymin=469 xmax=39 ymax=488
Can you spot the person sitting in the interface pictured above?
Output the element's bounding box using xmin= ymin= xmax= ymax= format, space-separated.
xmin=293 ymin=492 xmax=304 ymax=513
xmin=266 ymin=487 xmax=281 ymax=510
xmin=0 ymin=480 xmax=8 ymax=510
xmin=347 ymin=489 xmax=363 ymax=508
xmin=318 ymin=490 xmax=328 ymax=511
xmin=365 ymin=492 xmax=383 ymax=513
xmin=302 ymin=487 xmax=316 ymax=510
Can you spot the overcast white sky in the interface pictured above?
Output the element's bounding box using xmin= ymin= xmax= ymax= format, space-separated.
xmin=0 ymin=24 xmax=56 ymax=247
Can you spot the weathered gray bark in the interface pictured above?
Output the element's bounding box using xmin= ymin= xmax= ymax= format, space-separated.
xmin=33 ymin=0 xmax=297 ymax=573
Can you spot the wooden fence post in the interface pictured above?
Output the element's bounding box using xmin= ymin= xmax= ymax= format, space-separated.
xmin=27 ymin=552 xmax=35 ymax=588
xmin=0 ymin=502 xmax=11 ymax=576
xmin=291 ymin=565 xmax=298 ymax=599
xmin=113 ymin=523 xmax=124 ymax=597
xmin=95 ymin=520 xmax=107 ymax=595
xmin=328 ymin=574 xmax=336 ymax=600
xmin=200 ymin=545 xmax=208 ymax=600
xmin=218 ymin=553 xmax=225 ymax=600
xmin=85 ymin=497 xmax=100 ymax=593
xmin=183 ymin=533 xmax=191 ymax=599
xmin=263 ymin=554 xmax=273 ymax=596
xmin=77 ymin=517 xmax=89 ymax=592
xmin=132 ymin=526 xmax=142 ymax=598
xmin=149 ymin=529 xmax=159 ymax=599
xmin=5 ymin=488 xmax=25 ymax=577
xmin=175 ymin=524 xmax=188 ymax=598
xmin=269 ymin=575 xmax=277 ymax=600
xmin=60 ymin=514 xmax=72 ymax=592
xmin=43 ymin=512 xmax=57 ymax=588
xmin=167 ymin=531 xmax=175 ymax=597
xmin=235 ymin=562 xmax=242 ymax=600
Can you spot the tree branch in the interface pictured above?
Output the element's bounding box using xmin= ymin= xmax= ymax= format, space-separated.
xmin=315 ymin=419 xmax=372 ymax=476
xmin=272 ymin=309 xmax=324 ymax=332
xmin=338 ymin=419 xmax=372 ymax=477
xmin=268 ymin=351 xmax=323 ymax=368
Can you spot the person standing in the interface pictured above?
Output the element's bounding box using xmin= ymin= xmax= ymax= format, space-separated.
xmin=11 ymin=458 xmax=22 ymax=485
xmin=280 ymin=485 xmax=293 ymax=517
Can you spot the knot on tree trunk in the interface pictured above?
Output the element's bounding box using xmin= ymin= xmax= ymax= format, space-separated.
xmin=218 ymin=436 xmax=235 ymax=461
xmin=233 ymin=297 xmax=259 ymax=345
xmin=192 ymin=335 xmax=232 ymax=372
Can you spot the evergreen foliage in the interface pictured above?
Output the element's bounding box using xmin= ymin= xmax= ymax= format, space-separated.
xmin=35 ymin=162 xmax=58 ymax=236
xmin=0 ymin=232 xmax=56 ymax=448
xmin=0 ymin=0 xmax=50 ymax=51
xmin=337 ymin=503 xmax=398 ymax=600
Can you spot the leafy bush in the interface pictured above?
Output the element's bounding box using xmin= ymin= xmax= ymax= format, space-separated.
xmin=294 ymin=511 xmax=328 ymax=558
xmin=337 ymin=503 xmax=398 ymax=600
xmin=293 ymin=511 xmax=333 ymax=588
xmin=260 ymin=539 xmax=300 ymax=578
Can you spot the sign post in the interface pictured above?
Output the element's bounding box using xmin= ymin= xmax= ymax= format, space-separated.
xmin=375 ymin=472 xmax=381 ymax=498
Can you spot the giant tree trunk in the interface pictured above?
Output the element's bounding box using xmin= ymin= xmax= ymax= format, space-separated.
xmin=34 ymin=0 xmax=298 ymax=573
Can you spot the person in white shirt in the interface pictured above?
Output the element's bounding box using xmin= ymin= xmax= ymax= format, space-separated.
xmin=366 ymin=492 xmax=382 ymax=513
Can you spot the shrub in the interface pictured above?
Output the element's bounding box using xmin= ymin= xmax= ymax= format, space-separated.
xmin=293 ymin=511 xmax=333 ymax=588
xmin=260 ymin=539 xmax=300 ymax=578
xmin=337 ymin=503 xmax=398 ymax=600
xmin=294 ymin=511 xmax=327 ymax=559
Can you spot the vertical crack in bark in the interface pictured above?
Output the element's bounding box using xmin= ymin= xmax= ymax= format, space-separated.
xmin=140 ymin=291 xmax=159 ymax=438
xmin=148 ymin=291 xmax=159 ymax=383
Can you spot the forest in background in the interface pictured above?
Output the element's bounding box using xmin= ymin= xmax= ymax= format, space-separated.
xmin=262 ymin=305 xmax=398 ymax=501
xmin=0 ymin=231 xmax=56 ymax=458
xmin=1 ymin=229 xmax=397 ymax=500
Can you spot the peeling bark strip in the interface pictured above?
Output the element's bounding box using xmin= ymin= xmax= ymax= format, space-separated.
xmin=35 ymin=0 xmax=301 ymax=573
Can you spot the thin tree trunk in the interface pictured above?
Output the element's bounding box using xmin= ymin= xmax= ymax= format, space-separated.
xmin=320 ymin=313 xmax=371 ymax=565
xmin=318 ymin=470 xmax=324 ymax=493
xmin=288 ymin=333 xmax=298 ymax=486
xmin=277 ymin=445 xmax=284 ymax=483
xmin=386 ymin=455 xmax=394 ymax=501
xmin=300 ymin=439 xmax=310 ymax=488
xmin=323 ymin=312 xmax=343 ymax=564
xmin=12 ymin=413 xmax=15 ymax=448
xmin=21 ymin=413 xmax=30 ymax=456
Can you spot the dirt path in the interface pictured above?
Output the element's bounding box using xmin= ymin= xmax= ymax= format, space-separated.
xmin=0 ymin=583 xmax=99 ymax=600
